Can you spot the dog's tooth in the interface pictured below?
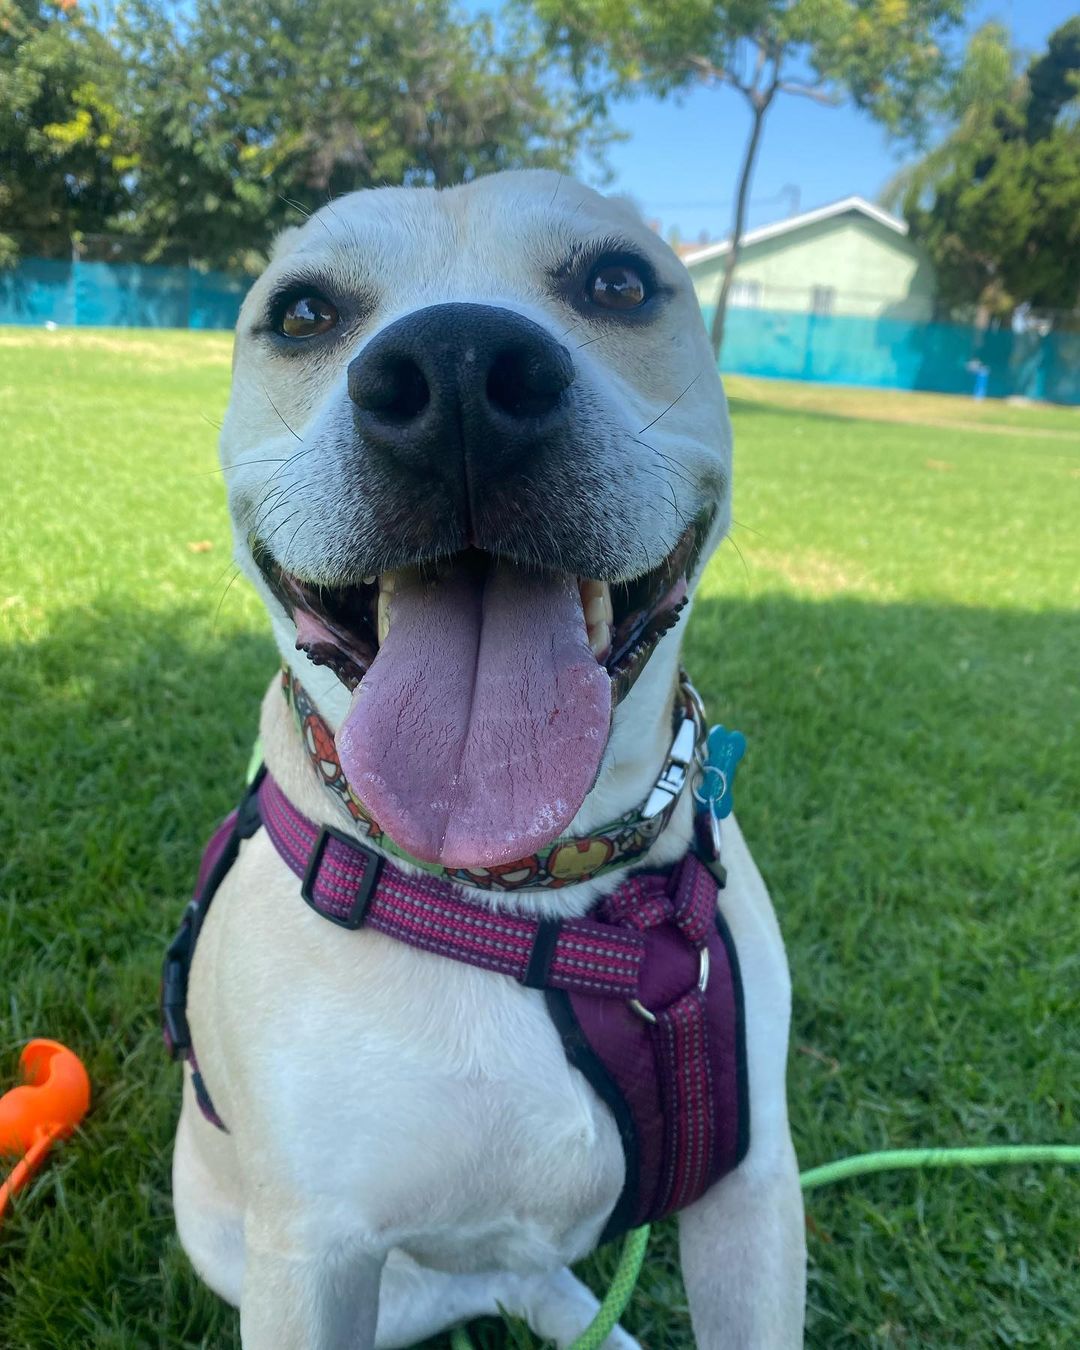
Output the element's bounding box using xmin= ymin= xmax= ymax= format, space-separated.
xmin=377 ymin=590 xmax=391 ymax=644
xmin=362 ymin=575 xmax=376 ymax=585
xmin=600 ymin=584 xmax=613 ymax=623
xmin=379 ymin=572 xmax=396 ymax=594
xmin=588 ymin=620 xmax=611 ymax=660
xmin=580 ymin=578 xmax=613 ymax=630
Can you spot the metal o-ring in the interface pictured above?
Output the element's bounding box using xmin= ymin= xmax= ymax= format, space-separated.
xmin=628 ymin=947 xmax=710 ymax=1025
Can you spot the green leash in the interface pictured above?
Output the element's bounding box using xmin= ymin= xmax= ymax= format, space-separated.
xmin=800 ymin=1144 xmax=1080 ymax=1191
xmin=449 ymin=1144 xmax=1080 ymax=1350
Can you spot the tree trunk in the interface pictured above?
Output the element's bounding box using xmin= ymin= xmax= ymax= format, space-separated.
xmin=709 ymin=91 xmax=774 ymax=361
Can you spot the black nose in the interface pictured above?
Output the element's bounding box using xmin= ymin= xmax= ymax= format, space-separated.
xmin=347 ymin=303 xmax=575 ymax=490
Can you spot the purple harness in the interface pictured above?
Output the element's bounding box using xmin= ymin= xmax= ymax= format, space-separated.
xmin=163 ymin=768 xmax=748 ymax=1239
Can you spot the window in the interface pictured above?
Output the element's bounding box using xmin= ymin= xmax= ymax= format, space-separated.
xmin=811 ymin=285 xmax=836 ymax=316
xmin=729 ymin=279 xmax=762 ymax=309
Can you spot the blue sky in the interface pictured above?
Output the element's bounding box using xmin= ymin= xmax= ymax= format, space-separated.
xmin=589 ymin=0 xmax=1078 ymax=245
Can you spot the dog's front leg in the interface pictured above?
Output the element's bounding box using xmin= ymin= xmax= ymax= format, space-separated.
xmin=677 ymin=813 xmax=807 ymax=1347
xmin=240 ymin=1210 xmax=385 ymax=1350
xmin=678 ymin=1140 xmax=805 ymax=1349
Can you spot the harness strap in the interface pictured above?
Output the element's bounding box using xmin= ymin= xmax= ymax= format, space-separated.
xmin=257 ymin=773 xmax=647 ymax=999
xmin=163 ymin=766 xmax=747 ymax=1232
xmin=161 ymin=768 xmax=266 ymax=1130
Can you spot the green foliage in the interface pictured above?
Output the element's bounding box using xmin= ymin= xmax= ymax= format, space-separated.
xmin=0 ymin=0 xmax=134 ymax=257
xmin=0 ymin=0 xmax=611 ymax=269
xmin=528 ymin=0 xmax=967 ymax=136
xmin=891 ymin=20 xmax=1080 ymax=318
xmin=1026 ymin=16 xmax=1080 ymax=142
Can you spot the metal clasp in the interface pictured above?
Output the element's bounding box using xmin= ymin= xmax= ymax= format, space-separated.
xmin=628 ymin=946 xmax=710 ymax=1025
xmin=641 ymin=714 xmax=698 ymax=819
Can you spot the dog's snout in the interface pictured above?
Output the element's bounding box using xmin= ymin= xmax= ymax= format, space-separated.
xmin=485 ymin=342 xmax=573 ymax=419
xmin=348 ymin=303 xmax=575 ymax=487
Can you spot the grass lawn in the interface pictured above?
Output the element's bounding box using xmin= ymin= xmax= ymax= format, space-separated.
xmin=1 ymin=327 xmax=1078 ymax=1349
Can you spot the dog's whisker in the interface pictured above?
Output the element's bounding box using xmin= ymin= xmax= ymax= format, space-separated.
xmin=263 ymin=440 xmax=322 ymax=488
xmin=638 ymin=369 xmax=705 ymax=435
xmin=259 ymin=508 xmax=304 ymax=553
xmin=262 ymin=387 xmax=304 ymax=442
xmin=642 ymin=438 xmax=697 ymax=479
xmin=206 ymin=555 xmax=242 ymax=592
xmin=283 ymin=516 xmax=308 ymax=559
xmin=724 ymin=531 xmax=752 ymax=583
xmin=629 ymin=435 xmax=700 ymax=495
xmin=279 ymin=193 xmax=336 ymax=239
xmin=250 ymin=484 xmax=292 ymax=534
xmin=199 ymin=456 xmax=292 ymax=478
xmin=278 ymin=194 xmax=312 ymax=218
xmin=212 ymin=565 xmax=243 ymax=629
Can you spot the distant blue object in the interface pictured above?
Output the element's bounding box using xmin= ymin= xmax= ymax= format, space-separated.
xmin=701 ymin=304 xmax=1080 ymax=405
xmin=0 ymin=259 xmax=249 ymax=330
xmin=696 ymin=726 xmax=746 ymax=822
xmin=3 ymin=262 xmax=1079 ymax=404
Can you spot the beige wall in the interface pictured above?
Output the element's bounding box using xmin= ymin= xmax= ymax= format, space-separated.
xmin=688 ymin=212 xmax=937 ymax=320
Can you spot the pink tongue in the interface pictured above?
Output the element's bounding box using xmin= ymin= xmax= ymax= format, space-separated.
xmin=336 ymin=561 xmax=612 ymax=867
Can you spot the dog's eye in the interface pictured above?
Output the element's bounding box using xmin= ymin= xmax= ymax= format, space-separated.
xmin=277 ymin=294 xmax=339 ymax=339
xmin=587 ymin=262 xmax=649 ymax=311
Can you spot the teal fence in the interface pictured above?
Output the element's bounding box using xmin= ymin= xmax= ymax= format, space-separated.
xmin=3 ymin=258 xmax=1078 ymax=404
xmin=0 ymin=258 xmax=248 ymax=330
xmin=710 ymin=305 xmax=1080 ymax=405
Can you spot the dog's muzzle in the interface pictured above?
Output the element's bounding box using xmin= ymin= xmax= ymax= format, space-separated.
xmin=348 ymin=302 xmax=576 ymax=510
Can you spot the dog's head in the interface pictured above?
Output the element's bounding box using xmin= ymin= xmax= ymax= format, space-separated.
xmin=222 ymin=170 xmax=731 ymax=870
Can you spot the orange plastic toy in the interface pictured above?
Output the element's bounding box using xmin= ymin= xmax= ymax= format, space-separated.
xmin=0 ymin=1040 xmax=90 ymax=1222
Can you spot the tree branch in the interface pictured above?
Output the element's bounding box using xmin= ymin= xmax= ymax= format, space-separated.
xmin=778 ymin=80 xmax=840 ymax=106
xmin=686 ymin=53 xmax=743 ymax=93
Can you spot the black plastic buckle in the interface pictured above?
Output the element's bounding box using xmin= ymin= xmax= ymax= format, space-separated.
xmin=300 ymin=825 xmax=383 ymax=930
xmin=235 ymin=764 xmax=266 ymax=840
xmin=161 ymin=915 xmax=195 ymax=1059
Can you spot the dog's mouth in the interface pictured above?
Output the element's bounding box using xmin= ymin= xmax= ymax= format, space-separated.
xmin=254 ymin=518 xmax=709 ymax=867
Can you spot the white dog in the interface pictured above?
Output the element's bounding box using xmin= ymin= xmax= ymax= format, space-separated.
xmin=168 ymin=170 xmax=805 ymax=1349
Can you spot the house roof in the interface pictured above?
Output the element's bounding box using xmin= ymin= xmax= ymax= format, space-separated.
xmin=680 ymin=196 xmax=908 ymax=267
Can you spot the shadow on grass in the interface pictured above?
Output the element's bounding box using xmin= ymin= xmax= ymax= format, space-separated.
xmin=0 ymin=598 xmax=272 ymax=1350
xmin=0 ymin=589 xmax=1077 ymax=1348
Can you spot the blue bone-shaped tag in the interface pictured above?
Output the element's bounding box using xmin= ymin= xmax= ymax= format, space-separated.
xmin=697 ymin=725 xmax=746 ymax=820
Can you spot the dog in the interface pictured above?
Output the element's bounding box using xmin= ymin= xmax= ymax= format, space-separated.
xmin=170 ymin=170 xmax=805 ymax=1349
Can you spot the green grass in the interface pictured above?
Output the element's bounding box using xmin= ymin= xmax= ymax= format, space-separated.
xmin=1 ymin=328 xmax=1078 ymax=1349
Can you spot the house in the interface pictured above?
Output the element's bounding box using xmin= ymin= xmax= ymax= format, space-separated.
xmin=682 ymin=196 xmax=936 ymax=322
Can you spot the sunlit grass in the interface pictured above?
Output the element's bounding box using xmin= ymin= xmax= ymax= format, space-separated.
xmin=1 ymin=329 xmax=1077 ymax=1348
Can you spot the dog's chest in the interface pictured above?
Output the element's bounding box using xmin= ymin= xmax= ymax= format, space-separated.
xmin=193 ymin=850 xmax=625 ymax=1270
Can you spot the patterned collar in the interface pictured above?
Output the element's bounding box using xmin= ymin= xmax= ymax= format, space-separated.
xmin=282 ymin=668 xmax=705 ymax=892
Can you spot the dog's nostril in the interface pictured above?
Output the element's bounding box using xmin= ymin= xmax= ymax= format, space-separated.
xmin=352 ymin=354 xmax=430 ymax=423
xmin=487 ymin=344 xmax=574 ymax=419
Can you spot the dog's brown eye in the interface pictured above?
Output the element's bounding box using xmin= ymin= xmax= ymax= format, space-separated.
xmin=279 ymin=295 xmax=339 ymax=338
xmin=588 ymin=264 xmax=648 ymax=311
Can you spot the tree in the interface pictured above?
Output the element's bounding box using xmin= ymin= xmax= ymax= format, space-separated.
xmin=0 ymin=0 xmax=134 ymax=265
xmin=1026 ymin=16 xmax=1080 ymax=142
xmin=887 ymin=20 xmax=1080 ymax=321
xmin=528 ymin=0 xmax=968 ymax=356
xmin=111 ymin=0 xmax=611 ymax=271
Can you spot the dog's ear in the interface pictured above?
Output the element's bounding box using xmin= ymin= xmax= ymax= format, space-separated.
xmin=269 ymin=226 xmax=303 ymax=262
